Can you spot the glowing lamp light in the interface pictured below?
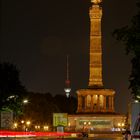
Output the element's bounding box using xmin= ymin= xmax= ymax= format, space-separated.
xmin=35 ymin=125 xmax=40 ymax=129
xmin=118 ymin=123 xmax=121 ymax=126
xmin=84 ymin=122 xmax=87 ymax=125
xmin=136 ymin=95 xmax=140 ymax=99
xmin=92 ymin=0 xmax=102 ymax=4
xmin=14 ymin=123 xmax=18 ymax=128
xmin=21 ymin=120 xmax=24 ymax=124
xmin=26 ymin=121 xmax=31 ymax=126
xmin=23 ymin=99 xmax=28 ymax=104
xmin=88 ymin=122 xmax=91 ymax=125
xmin=64 ymin=88 xmax=71 ymax=93
xmin=122 ymin=123 xmax=124 ymax=127
xmin=68 ymin=122 xmax=71 ymax=127
xmin=44 ymin=126 xmax=49 ymax=131
xmin=135 ymin=100 xmax=139 ymax=103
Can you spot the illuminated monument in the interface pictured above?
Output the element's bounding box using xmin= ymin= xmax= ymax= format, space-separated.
xmin=77 ymin=0 xmax=115 ymax=113
xmin=67 ymin=0 xmax=125 ymax=132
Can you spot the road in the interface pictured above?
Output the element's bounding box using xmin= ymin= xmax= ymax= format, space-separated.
xmin=0 ymin=136 xmax=124 ymax=140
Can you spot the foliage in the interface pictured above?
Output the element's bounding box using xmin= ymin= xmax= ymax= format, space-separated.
xmin=54 ymin=94 xmax=77 ymax=114
xmin=0 ymin=62 xmax=26 ymax=116
xmin=22 ymin=92 xmax=77 ymax=127
xmin=113 ymin=1 xmax=140 ymax=100
xmin=23 ymin=92 xmax=60 ymax=126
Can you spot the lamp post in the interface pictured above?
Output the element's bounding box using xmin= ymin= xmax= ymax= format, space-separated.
xmin=26 ymin=121 xmax=31 ymax=131
xmin=13 ymin=122 xmax=18 ymax=130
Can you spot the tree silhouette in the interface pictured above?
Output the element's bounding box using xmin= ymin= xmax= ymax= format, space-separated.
xmin=0 ymin=62 xmax=26 ymax=116
xmin=113 ymin=1 xmax=140 ymax=100
xmin=22 ymin=92 xmax=77 ymax=129
xmin=23 ymin=92 xmax=60 ymax=127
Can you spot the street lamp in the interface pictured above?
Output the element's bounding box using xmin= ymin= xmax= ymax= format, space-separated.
xmin=25 ymin=121 xmax=31 ymax=131
xmin=26 ymin=121 xmax=31 ymax=126
xmin=13 ymin=122 xmax=18 ymax=129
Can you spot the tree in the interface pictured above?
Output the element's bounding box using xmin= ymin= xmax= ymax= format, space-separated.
xmin=23 ymin=92 xmax=60 ymax=127
xmin=22 ymin=92 xmax=77 ymax=129
xmin=0 ymin=62 xmax=26 ymax=116
xmin=113 ymin=1 xmax=140 ymax=100
xmin=54 ymin=94 xmax=77 ymax=114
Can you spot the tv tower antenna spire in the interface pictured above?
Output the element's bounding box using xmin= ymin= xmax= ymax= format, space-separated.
xmin=64 ymin=55 xmax=71 ymax=98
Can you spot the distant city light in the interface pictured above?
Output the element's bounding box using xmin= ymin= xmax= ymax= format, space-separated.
xmin=44 ymin=126 xmax=49 ymax=131
xmin=23 ymin=99 xmax=28 ymax=104
xmin=136 ymin=95 xmax=140 ymax=99
xmin=35 ymin=125 xmax=40 ymax=129
xmin=118 ymin=123 xmax=121 ymax=126
xmin=26 ymin=121 xmax=31 ymax=126
xmin=13 ymin=123 xmax=18 ymax=128
xmin=135 ymin=100 xmax=139 ymax=103
xmin=88 ymin=122 xmax=91 ymax=125
xmin=121 ymin=123 xmax=124 ymax=126
xmin=21 ymin=120 xmax=24 ymax=124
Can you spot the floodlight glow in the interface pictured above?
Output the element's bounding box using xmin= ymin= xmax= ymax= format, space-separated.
xmin=64 ymin=88 xmax=71 ymax=93
xmin=136 ymin=95 xmax=140 ymax=99
xmin=135 ymin=100 xmax=139 ymax=103
xmin=118 ymin=123 xmax=121 ymax=126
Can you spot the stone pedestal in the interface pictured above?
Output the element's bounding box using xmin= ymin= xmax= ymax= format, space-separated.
xmin=77 ymin=88 xmax=115 ymax=113
xmin=67 ymin=113 xmax=126 ymax=132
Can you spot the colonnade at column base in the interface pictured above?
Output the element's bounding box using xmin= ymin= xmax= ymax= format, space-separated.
xmin=77 ymin=88 xmax=115 ymax=113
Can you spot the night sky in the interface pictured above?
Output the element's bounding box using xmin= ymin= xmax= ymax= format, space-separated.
xmin=1 ymin=0 xmax=137 ymax=113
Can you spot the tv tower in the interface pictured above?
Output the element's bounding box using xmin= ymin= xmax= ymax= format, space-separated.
xmin=64 ymin=55 xmax=71 ymax=98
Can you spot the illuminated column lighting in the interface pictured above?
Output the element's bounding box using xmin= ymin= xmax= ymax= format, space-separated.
xmin=89 ymin=0 xmax=103 ymax=87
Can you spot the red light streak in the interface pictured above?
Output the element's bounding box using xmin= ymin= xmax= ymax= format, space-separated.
xmin=0 ymin=130 xmax=81 ymax=138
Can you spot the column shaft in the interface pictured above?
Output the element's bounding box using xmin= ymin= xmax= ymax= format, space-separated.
xmin=91 ymin=95 xmax=93 ymax=112
xmin=97 ymin=95 xmax=100 ymax=111
xmin=112 ymin=96 xmax=114 ymax=112
xmin=103 ymin=95 xmax=106 ymax=112
xmin=84 ymin=96 xmax=87 ymax=112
